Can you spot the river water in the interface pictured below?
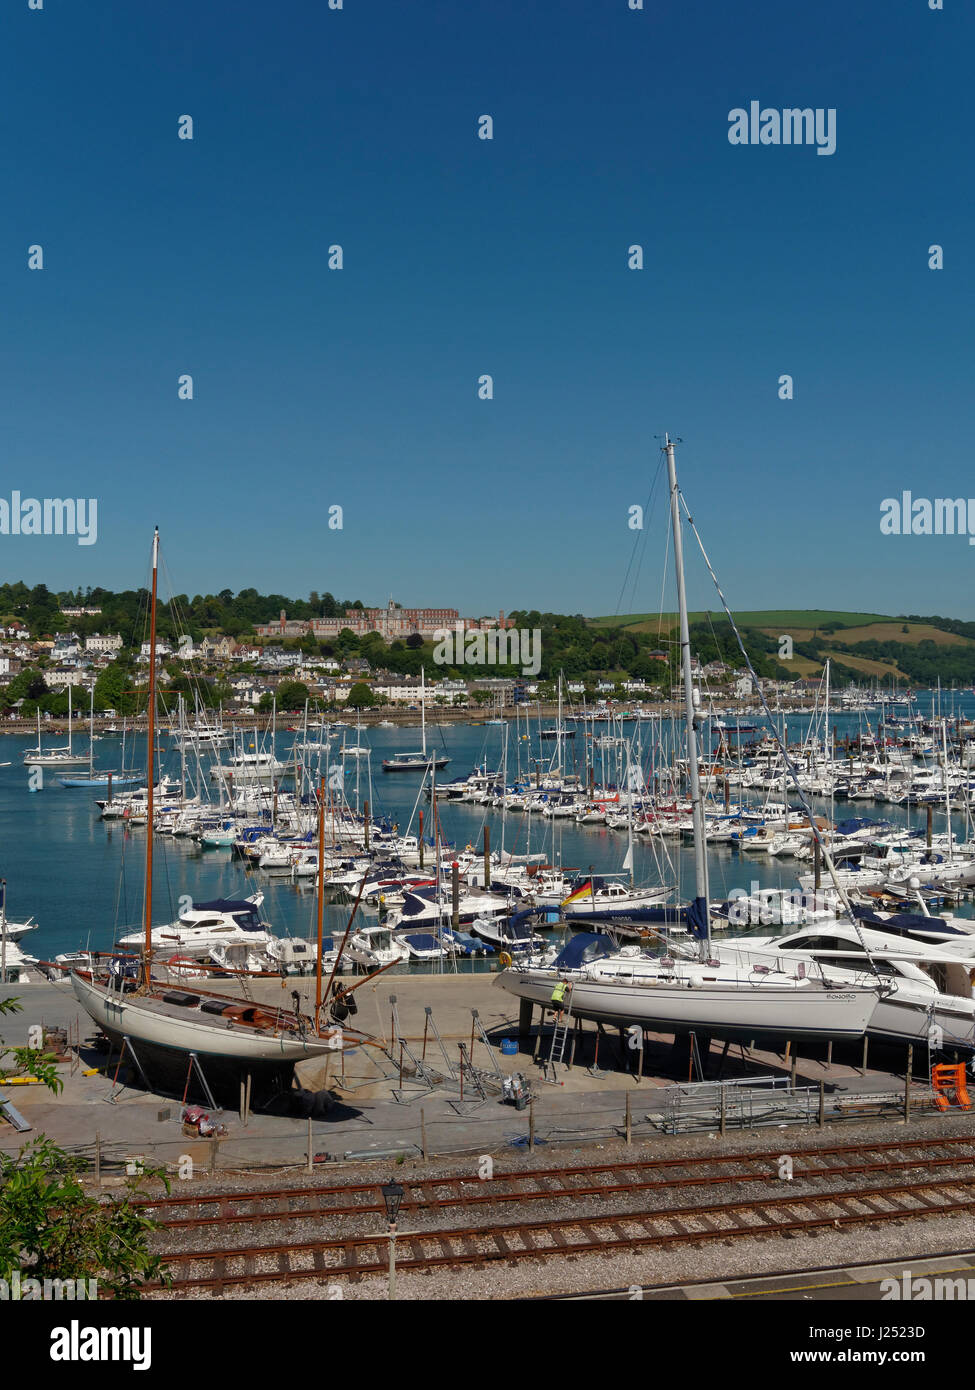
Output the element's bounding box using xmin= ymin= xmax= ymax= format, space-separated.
xmin=4 ymin=692 xmax=973 ymax=964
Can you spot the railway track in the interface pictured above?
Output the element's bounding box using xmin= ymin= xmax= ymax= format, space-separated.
xmin=142 ymin=1133 xmax=975 ymax=1294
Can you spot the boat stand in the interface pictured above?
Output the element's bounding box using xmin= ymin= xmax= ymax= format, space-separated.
xmin=422 ymin=1004 xmax=460 ymax=1080
xmin=106 ymin=1036 xmax=153 ymax=1103
xmin=446 ymin=1043 xmax=490 ymax=1114
xmin=587 ymin=1022 xmax=608 ymax=1079
xmin=389 ymin=998 xmax=445 ymax=1103
xmin=180 ymin=1051 xmax=221 ymax=1113
xmin=469 ymin=1008 xmax=506 ymax=1088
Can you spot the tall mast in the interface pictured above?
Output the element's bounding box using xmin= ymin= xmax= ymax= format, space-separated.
xmin=664 ymin=435 xmax=711 ymax=960
xmin=315 ymin=774 xmax=325 ymax=1027
xmin=421 ymin=665 xmax=426 ymax=758
xmin=88 ymin=683 xmax=94 ymax=778
xmin=144 ymin=527 xmax=159 ymax=982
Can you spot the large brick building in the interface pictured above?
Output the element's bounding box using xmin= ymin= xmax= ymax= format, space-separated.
xmin=255 ymin=599 xmax=511 ymax=642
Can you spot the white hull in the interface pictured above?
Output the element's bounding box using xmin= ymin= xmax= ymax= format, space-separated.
xmin=499 ymin=969 xmax=876 ymax=1042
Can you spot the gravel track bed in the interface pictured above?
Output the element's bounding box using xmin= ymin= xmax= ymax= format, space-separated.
xmin=146 ymin=1212 xmax=975 ymax=1301
xmin=149 ymin=1160 xmax=975 ymax=1259
xmin=127 ymin=1111 xmax=975 ymax=1299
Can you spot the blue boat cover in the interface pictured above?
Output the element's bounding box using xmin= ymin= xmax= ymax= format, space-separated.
xmin=687 ymin=895 xmax=709 ymax=941
xmin=552 ymin=932 xmax=616 ymax=970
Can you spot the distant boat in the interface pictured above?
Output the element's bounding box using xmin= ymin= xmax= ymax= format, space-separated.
xmin=23 ymin=690 xmax=88 ymax=766
xmin=59 ymin=772 xmax=141 ymax=788
xmin=382 ymin=667 xmax=449 ymax=772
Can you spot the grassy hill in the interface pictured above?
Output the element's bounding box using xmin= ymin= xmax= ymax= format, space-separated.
xmin=590 ymin=610 xmax=896 ymax=632
xmin=587 ymin=611 xmax=975 ymax=684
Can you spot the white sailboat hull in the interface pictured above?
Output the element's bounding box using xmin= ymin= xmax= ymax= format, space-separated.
xmin=498 ymin=968 xmax=876 ymax=1042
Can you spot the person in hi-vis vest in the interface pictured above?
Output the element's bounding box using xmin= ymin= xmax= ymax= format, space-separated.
xmin=550 ymin=979 xmax=571 ymax=1017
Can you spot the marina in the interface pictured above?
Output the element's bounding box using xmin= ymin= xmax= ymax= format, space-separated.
xmin=4 ymin=488 xmax=975 ymax=1315
xmin=4 ymin=0 xmax=973 ymax=1332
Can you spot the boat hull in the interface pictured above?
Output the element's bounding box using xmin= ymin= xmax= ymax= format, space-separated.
xmin=498 ymin=969 xmax=876 ymax=1043
xmin=72 ymin=971 xmax=347 ymax=1104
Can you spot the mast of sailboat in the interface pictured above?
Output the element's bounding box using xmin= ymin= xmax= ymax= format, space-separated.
xmin=664 ymin=435 xmax=711 ymax=962
xmin=315 ymin=774 xmax=325 ymax=1028
xmin=421 ymin=665 xmax=427 ymax=759
xmin=143 ymin=527 xmax=160 ymax=987
xmin=87 ymin=682 xmax=95 ymax=779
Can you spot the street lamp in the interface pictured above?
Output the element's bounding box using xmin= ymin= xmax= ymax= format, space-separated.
xmin=381 ymin=1179 xmax=405 ymax=1301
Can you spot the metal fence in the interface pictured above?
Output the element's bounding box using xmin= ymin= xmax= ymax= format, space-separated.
xmin=656 ymin=1075 xmax=937 ymax=1135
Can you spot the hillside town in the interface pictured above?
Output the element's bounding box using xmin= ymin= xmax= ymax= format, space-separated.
xmin=0 ymin=594 xmax=837 ymax=722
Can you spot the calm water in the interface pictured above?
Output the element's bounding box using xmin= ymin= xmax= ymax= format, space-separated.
xmin=5 ymin=692 xmax=974 ymax=963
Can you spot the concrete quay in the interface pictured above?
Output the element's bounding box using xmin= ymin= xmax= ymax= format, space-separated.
xmin=0 ymin=969 xmax=949 ymax=1178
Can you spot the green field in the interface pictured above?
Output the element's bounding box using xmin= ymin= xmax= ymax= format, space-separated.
xmin=589 ymin=610 xmax=896 ymax=631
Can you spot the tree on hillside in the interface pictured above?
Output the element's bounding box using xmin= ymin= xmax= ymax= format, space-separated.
xmin=345 ymin=681 xmax=376 ymax=709
xmin=276 ymin=680 xmax=310 ymax=709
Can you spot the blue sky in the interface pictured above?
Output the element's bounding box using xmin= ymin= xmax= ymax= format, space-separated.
xmin=2 ymin=0 xmax=972 ymax=618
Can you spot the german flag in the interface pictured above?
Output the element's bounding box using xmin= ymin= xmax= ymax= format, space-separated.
xmin=560 ymin=880 xmax=594 ymax=907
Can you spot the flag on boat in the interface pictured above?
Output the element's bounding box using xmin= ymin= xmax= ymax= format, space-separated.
xmin=560 ymin=880 xmax=594 ymax=907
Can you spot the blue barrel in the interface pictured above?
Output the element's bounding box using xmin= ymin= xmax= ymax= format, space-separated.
xmin=500 ymin=1038 xmax=518 ymax=1056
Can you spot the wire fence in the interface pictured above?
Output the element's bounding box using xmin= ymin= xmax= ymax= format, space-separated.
xmin=0 ymin=1074 xmax=945 ymax=1183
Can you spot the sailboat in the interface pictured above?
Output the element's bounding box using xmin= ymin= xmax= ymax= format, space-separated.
xmin=382 ymin=668 xmax=449 ymax=771
xmin=72 ymin=529 xmax=377 ymax=1104
xmin=58 ymin=684 xmax=141 ymax=787
xmin=499 ymin=437 xmax=881 ymax=1045
xmin=23 ymin=686 xmax=89 ymax=766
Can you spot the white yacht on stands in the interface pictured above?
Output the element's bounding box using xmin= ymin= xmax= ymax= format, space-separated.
xmin=499 ymin=435 xmax=881 ymax=1045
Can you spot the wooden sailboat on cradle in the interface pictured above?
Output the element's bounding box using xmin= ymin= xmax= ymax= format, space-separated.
xmin=72 ymin=528 xmax=378 ymax=1107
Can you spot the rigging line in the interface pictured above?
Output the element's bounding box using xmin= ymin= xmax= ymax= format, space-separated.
xmin=677 ymin=491 xmax=887 ymax=980
xmin=614 ymin=454 xmax=663 ymax=617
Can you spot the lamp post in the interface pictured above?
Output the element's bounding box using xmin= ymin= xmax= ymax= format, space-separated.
xmin=381 ymin=1179 xmax=404 ymax=1300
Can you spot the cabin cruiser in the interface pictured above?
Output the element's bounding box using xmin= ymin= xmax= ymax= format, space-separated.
xmin=346 ymin=923 xmax=410 ymax=969
xmin=209 ymin=752 xmax=288 ymax=784
xmin=470 ymin=914 xmax=550 ymax=955
xmin=395 ymin=931 xmax=450 ymax=961
xmin=383 ymin=886 xmax=518 ymax=932
xmin=730 ymin=917 xmax=975 ymax=1051
xmin=0 ymin=916 xmax=40 ymax=944
xmin=116 ymin=895 xmax=275 ymax=960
